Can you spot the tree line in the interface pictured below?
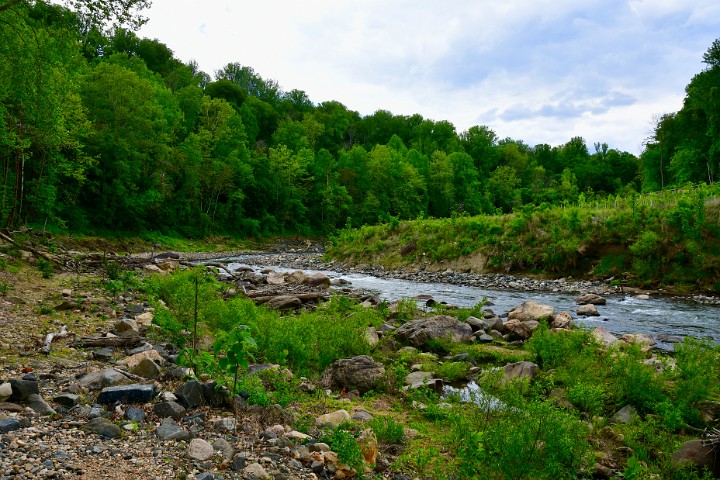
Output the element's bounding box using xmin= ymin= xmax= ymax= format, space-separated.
xmin=1 ymin=1 xmax=717 ymax=237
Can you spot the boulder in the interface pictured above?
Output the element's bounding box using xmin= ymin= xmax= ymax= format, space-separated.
xmin=302 ymin=272 xmax=331 ymax=288
xmin=320 ymin=356 xmax=385 ymax=393
xmin=611 ymin=404 xmax=637 ymax=424
xmin=156 ymin=418 xmax=191 ymax=441
xmin=77 ymin=369 xmax=130 ymax=390
xmin=174 ymin=380 xmax=205 ymax=409
xmin=620 ymin=333 xmax=655 ymax=351
xmin=465 ymin=316 xmax=487 ymax=332
xmin=264 ymin=295 xmax=302 ymax=311
xmin=186 ymin=438 xmax=214 ymax=461
xmin=153 ymin=401 xmax=186 ymax=420
xmin=8 ymin=379 xmax=39 ymax=402
xmin=0 ymin=418 xmax=21 ymax=434
xmin=130 ymin=357 xmax=161 ymax=379
xmin=26 ymin=394 xmax=56 ymax=415
xmin=97 ymin=384 xmax=157 ymax=404
xmin=592 ymin=327 xmax=618 ymax=346
xmin=551 ymin=311 xmax=574 ymax=329
xmin=315 ymin=409 xmax=351 ymax=427
xmin=113 ymin=318 xmax=139 ymax=334
xmin=503 ymin=361 xmax=540 ymax=381
xmin=577 ymin=304 xmax=600 ymax=316
xmin=85 ymin=417 xmax=122 ymax=439
xmin=395 ymin=315 xmax=473 ymax=346
xmin=575 ymin=293 xmax=607 ymax=305
xmin=404 ymin=371 xmax=434 ymax=386
xmin=0 ymin=382 xmax=13 ymax=402
xmin=672 ymin=439 xmax=719 ymax=476
xmin=504 ymin=319 xmax=534 ymax=340
xmin=507 ymin=301 xmax=554 ymax=322
xmin=266 ymin=271 xmax=285 ymax=285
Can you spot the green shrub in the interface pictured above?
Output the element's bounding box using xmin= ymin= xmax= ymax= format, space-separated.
xmin=527 ymin=322 xmax=595 ymax=370
xmin=435 ymin=361 xmax=469 ymax=382
xmin=323 ymin=427 xmax=364 ymax=474
xmin=567 ymin=383 xmax=606 ymax=416
xmin=368 ymin=416 xmax=404 ymax=445
xmin=36 ymin=258 xmax=54 ymax=278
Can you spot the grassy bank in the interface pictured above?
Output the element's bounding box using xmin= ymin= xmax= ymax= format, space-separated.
xmin=327 ymin=185 xmax=720 ymax=292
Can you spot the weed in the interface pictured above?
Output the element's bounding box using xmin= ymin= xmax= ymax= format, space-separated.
xmin=369 ymin=416 xmax=405 ymax=445
xmin=36 ymin=258 xmax=54 ymax=278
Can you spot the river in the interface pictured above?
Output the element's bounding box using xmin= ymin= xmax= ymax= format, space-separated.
xmin=218 ymin=255 xmax=720 ymax=350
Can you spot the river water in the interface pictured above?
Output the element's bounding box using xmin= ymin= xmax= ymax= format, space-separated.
xmin=220 ymin=257 xmax=720 ymax=350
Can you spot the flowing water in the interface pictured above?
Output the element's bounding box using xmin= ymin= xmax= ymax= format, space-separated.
xmin=222 ymin=257 xmax=720 ymax=350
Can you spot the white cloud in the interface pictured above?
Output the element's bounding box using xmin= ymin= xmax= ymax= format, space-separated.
xmin=139 ymin=0 xmax=720 ymax=154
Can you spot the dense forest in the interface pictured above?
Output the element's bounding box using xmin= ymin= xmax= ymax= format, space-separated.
xmin=1 ymin=1 xmax=719 ymax=237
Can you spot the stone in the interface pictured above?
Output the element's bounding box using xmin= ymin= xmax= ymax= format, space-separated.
xmin=503 ymin=361 xmax=540 ymax=381
xmin=465 ymin=316 xmax=488 ymax=331
xmin=395 ymin=315 xmax=474 ymax=346
xmin=54 ymin=393 xmax=80 ymax=408
xmin=0 ymin=418 xmax=21 ymax=434
xmin=620 ymin=333 xmax=655 ymax=350
xmin=201 ymin=381 xmax=228 ymax=407
xmin=113 ymin=318 xmax=139 ymax=334
xmin=27 ymin=394 xmax=57 ymax=415
xmin=404 ymin=371 xmax=434 ymax=386
xmin=551 ymin=311 xmax=574 ymax=329
xmin=359 ymin=428 xmax=379 ymax=467
xmin=134 ymin=311 xmax=154 ymax=325
xmin=503 ymin=319 xmax=534 ymax=340
xmin=264 ymin=295 xmax=302 ymax=310
xmin=266 ymin=271 xmax=285 ymax=285
xmin=85 ymin=417 xmax=123 ymax=439
xmin=125 ymin=407 xmax=146 ymax=422
xmin=507 ymin=301 xmax=554 ymax=322
xmin=123 ymin=349 xmax=164 ymax=370
xmin=365 ymin=327 xmax=380 ymax=346
xmin=174 ymin=380 xmax=205 ymax=409
xmin=186 ymin=438 xmax=214 ymax=461
xmin=209 ymin=416 xmax=237 ymax=432
xmin=320 ymin=355 xmax=385 ymax=393
xmin=156 ymin=418 xmax=191 ymax=441
xmin=611 ymin=404 xmax=637 ymax=424
xmin=232 ymin=452 xmax=248 ymax=471
xmin=657 ymin=333 xmax=683 ymax=343
xmin=244 ymin=462 xmax=272 ymax=480
xmin=575 ymin=293 xmax=607 ymax=305
xmin=92 ymin=348 xmax=115 ymax=361
xmin=302 ymin=272 xmax=331 ymax=288
xmin=672 ymin=439 xmax=720 ymax=475
xmin=592 ymin=327 xmax=618 ymax=346
xmin=9 ymin=379 xmax=39 ymax=402
xmin=213 ymin=437 xmax=234 ymax=461
xmin=0 ymin=382 xmax=12 ymax=402
xmin=130 ymin=357 xmax=161 ymax=380
xmin=315 ymin=409 xmax=351 ymax=427
xmin=97 ymin=384 xmax=157 ymax=404
xmin=77 ymin=369 xmax=130 ymax=389
xmin=577 ymin=304 xmax=600 ymax=316
xmin=474 ymin=332 xmax=495 ymax=343
xmin=287 ymin=430 xmax=313 ymax=440
xmin=153 ymin=401 xmax=186 ymax=420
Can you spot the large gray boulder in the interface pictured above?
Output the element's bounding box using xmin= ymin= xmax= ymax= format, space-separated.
xmin=507 ymin=301 xmax=555 ymax=322
xmin=395 ymin=315 xmax=473 ymax=347
xmin=504 ymin=361 xmax=540 ymax=381
xmin=320 ymin=356 xmax=385 ymax=393
xmin=575 ymin=293 xmax=607 ymax=305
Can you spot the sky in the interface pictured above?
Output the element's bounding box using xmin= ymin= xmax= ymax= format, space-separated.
xmin=138 ymin=0 xmax=720 ymax=154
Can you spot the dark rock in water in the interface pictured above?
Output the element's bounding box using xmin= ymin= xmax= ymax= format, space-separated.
xmin=153 ymin=401 xmax=186 ymax=420
xmin=0 ymin=418 xmax=21 ymax=434
xmin=175 ymin=380 xmax=204 ymax=409
xmin=156 ymin=418 xmax=191 ymax=441
xmin=97 ymin=384 xmax=156 ymax=404
xmin=320 ymin=355 xmax=385 ymax=393
xmin=54 ymin=393 xmax=80 ymax=408
xmin=85 ymin=417 xmax=123 ymax=438
xmin=9 ymin=379 xmax=39 ymax=402
xmin=125 ymin=407 xmax=146 ymax=422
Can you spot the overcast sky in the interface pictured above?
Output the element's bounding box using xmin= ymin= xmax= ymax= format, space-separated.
xmin=138 ymin=1 xmax=720 ymax=154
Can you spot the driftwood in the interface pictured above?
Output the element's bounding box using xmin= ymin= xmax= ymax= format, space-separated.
xmin=251 ymin=292 xmax=329 ymax=305
xmin=41 ymin=325 xmax=69 ymax=354
xmin=204 ymin=262 xmax=236 ymax=277
xmin=73 ymin=330 xmax=142 ymax=348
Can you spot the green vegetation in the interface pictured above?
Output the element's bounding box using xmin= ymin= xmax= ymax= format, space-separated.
xmin=140 ymin=268 xmax=720 ymax=479
xmin=327 ymin=183 xmax=720 ymax=291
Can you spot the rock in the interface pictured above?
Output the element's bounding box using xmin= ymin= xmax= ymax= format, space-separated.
xmin=404 ymin=371 xmax=434 ymax=386
xmin=302 ymin=272 xmax=331 ymax=288
xmin=265 ymin=295 xmax=302 ymax=310
xmin=174 ymin=380 xmax=205 ymax=409
xmin=611 ymin=404 xmax=637 ymax=424
xmin=85 ymin=417 xmax=123 ymax=438
xmin=551 ymin=311 xmax=574 ymax=329
xmin=244 ymin=462 xmax=272 ymax=480
xmin=474 ymin=332 xmax=495 ymax=343
xmin=125 ymin=407 xmax=146 ymax=422
xmin=0 ymin=418 xmax=21 ymax=433
xmin=153 ymin=401 xmax=186 ymax=420
xmin=575 ymin=293 xmax=607 ymax=305
xmin=9 ymin=379 xmax=39 ymax=402
xmin=395 ymin=315 xmax=473 ymax=346
xmin=135 ymin=311 xmax=154 ymax=326
xmin=0 ymin=382 xmax=12 ymax=402
xmin=156 ymin=418 xmax=191 ymax=441
xmin=672 ymin=439 xmax=720 ymax=475
xmin=465 ymin=316 xmax=487 ymax=332
xmin=359 ymin=428 xmax=379 ymax=467
xmin=266 ymin=271 xmax=285 ymax=285
xmin=113 ymin=318 xmax=139 ymax=334
xmin=130 ymin=357 xmax=161 ymax=380
xmin=143 ymin=264 xmax=164 ymax=274
xmin=26 ymin=394 xmax=57 ymax=415
xmin=316 ymin=409 xmax=351 ymax=427
xmin=287 ymin=430 xmax=313 ymax=440
xmin=503 ymin=319 xmax=534 ymax=340
xmin=202 ymin=381 xmax=228 ymax=407
xmin=320 ymin=355 xmax=385 ymax=393
xmin=365 ymin=327 xmax=380 ymax=346
xmin=507 ymin=301 xmax=554 ymax=322
xmin=92 ymin=347 xmax=115 ymax=361
xmin=592 ymin=327 xmax=618 ymax=346
xmin=123 ymin=349 xmax=164 ymax=370
xmin=232 ymin=452 xmax=248 ymax=471
xmin=186 ymin=438 xmax=214 ymax=461
xmin=503 ymin=361 xmax=540 ymax=381
xmin=54 ymin=393 xmax=80 ymax=408
xmin=657 ymin=333 xmax=683 ymax=343
xmin=97 ymin=384 xmax=157 ymax=404
xmin=209 ymin=416 xmax=237 ymax=432
xmin=77 ymin=368 xmax=130 ymax=389
xmin=620 ymin=333 xmax=655 ymax=350
xmin=577 ymin=304 xmax=600 ymax=316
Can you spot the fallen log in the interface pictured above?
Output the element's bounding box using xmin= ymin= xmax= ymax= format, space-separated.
xmin=41 ymin=325 xmax=69 ymax=354
xmin=73 ymin=330 xmax=142 ymax=348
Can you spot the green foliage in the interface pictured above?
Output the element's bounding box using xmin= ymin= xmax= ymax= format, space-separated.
xmin=527 ymin=322 xmax=595 ymax=370
xmin=567 ymin=383 xmax=606 ymax=416
xmin=368 ymin=416 xmax=404 ymax=445
xmin=36 ymin=259 xmax=54 ymax=278
xmin=213 ymin=325 xmax=256 ymax=393
xmin=323 ymin=426 xmax=365 ymax=474
xmin=435 ymin=361 xmax=469 ymax=382
xmin=610 ymin=345 xmax=666 ymax=414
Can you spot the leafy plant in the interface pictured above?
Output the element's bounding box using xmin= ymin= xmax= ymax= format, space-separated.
xmin=213 ymin=325 xmax=256 ymax=393
xmin=368 ymin=416 xmax=404 ymax=445
xmin=323 ymin=427 xmax=365 ymax=475
xmin=36 ymin=258 xmax=54 ymax=278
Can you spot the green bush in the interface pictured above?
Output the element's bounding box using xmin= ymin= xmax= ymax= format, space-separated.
xmin=526 ymin=322 xmax=595 ymax=370
xmin=368 ymin=416 xmax=404 ymax=445
xmin=36 ymin=258 xmax=54 ymax=278
xmin=323 ymin=427 xmax=364 ymax=474
xmin=567 ymin=383 xmax=606 ymax=416
xmin=435 ymin=361 xmax=469 ymax=382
